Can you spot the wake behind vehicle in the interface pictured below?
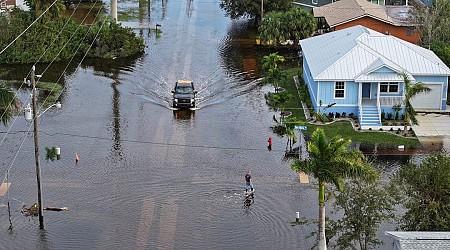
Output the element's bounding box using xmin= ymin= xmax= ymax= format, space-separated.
xmin=172 ymin=80 xmax=197 ymax=109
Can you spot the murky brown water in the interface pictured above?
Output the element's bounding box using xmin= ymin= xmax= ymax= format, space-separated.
xmin=0 ymin=0 xmax=433 ymax=249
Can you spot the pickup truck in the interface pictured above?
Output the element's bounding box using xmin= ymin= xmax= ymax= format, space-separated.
xmin=172 ymin=80 xmax=197 ymax=109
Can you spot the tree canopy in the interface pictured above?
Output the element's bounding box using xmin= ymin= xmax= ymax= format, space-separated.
xmin=219 ymin=0 xmax=292 ymax=23
xmin=416 ymin=0 xmax=450 ymax=66
xmin=417 ymin=0 xmax=450 ymax=49
xmin=396 ymin=152 xmax=450 ymax=231
xmin=331 ymin=179 xmax=399 ymax=250
xmin=259 ymin=7 xmax=316 ymax=45
xmin=0 ymin=10 xmax=144 ymax=64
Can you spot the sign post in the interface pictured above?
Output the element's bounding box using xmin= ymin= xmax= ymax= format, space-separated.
xmin=294 ymin=126 xmax=307 ymax=160
xmin=294 ymin=125 xmax=309 ymax=184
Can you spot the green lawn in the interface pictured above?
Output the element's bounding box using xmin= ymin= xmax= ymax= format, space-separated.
xmin=268 ymin=67 xmax=422 ymax=147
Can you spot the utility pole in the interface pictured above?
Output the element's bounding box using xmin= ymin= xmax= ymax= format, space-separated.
xmin=31 ymin=66 xmax=44 ymax=229
xmin=261 ymin=0 xmax=263 ymax=19
xmin=111 ymin=0 xmax=117 ymax=22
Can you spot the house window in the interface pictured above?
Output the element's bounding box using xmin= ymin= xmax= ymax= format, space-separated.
xmin=406 ymin=27 xmax=413 ymax=36
xmin=380 ymin=82 xmax=399 ymax=93
xmin=334 ymin=81 xmax=345 ymax=98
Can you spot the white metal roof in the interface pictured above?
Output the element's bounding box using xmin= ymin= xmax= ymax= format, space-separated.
xmin=385 ymin=231 xmax=450 ymax=250
xmin=299 ymin=25 xmax=450 ymax=81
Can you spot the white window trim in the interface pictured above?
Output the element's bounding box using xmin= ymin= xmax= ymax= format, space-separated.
xmin=334 ymin=81 xmax=345 ymax=99
xmin=380 ymin=82 xmax=399 ymax=94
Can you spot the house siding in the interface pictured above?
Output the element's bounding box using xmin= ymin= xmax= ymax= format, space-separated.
xmin=316 ymin=81 xmax=359 ymax=115
xmin=318 ymin=81 xmax=359 ymax=105
xmin=334 ymin=17 xmax=420 ymax=44
xmin=303 ymin=59 xmax=319 ymax=110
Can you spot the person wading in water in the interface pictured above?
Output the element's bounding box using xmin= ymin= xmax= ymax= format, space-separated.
xmin=245 ymin=170 xmax=253 ymax=194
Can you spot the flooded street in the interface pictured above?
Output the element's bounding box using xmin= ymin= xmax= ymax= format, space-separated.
xmin=0 ymin=0 xmax=314 ymax=249
xmin=0 ymin=0 xmax=428 ymax=249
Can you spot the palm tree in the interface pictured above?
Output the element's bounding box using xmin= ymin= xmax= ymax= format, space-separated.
xmin=284 ymin=119 xmax=297 ymax=153
xmin=291 ymin=128 xmax=378 ymax=250
xmin=259 ymin=12 xmax=283 ymax=45
xmin=400 ymin=72 xmax=431 ymax=135
xmin=262 ymin=52 xmax=285 ymax=92
xmin=0 ymin=84 xmax=19 ymax=126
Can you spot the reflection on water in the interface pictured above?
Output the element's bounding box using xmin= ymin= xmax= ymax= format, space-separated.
xmin=173 ymin=110 xmax=195 ymax=120
xmin=243 ymin=193 xmax=254 ymax=209
xmin=111 ymin=80 xmax=123 ymax=155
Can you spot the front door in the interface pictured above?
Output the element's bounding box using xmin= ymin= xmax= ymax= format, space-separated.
xmin=362 ymin=83 xmax=371 ymax=98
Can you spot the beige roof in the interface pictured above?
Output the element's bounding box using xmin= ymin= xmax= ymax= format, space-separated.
xmin=313 ymin=0 xmax=417 ymax=28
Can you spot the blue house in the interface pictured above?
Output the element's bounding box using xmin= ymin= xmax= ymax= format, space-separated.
xmin=299 ymin=25 xmax=450 ymax=127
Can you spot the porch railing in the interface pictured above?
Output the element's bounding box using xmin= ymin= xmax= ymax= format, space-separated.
xmin=379 ymin=96 xmax=404 ymax=106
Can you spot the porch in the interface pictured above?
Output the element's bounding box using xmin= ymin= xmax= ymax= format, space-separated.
xmin=359 ymin=96 xmax=404 ymax=128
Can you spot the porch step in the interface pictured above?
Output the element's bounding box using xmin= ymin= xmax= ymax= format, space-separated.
xmin=360 ymin=105 xmax=381 ymax=127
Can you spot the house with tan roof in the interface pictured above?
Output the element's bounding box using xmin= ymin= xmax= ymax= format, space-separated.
xmin=0 ymin=0 xmax=15 ymax=10
xmin=313 ymin=0 xmax=420 ymax=44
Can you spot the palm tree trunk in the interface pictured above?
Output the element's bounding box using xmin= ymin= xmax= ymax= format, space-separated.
xmin=289 ymin=135 xmax=292 ymax=151
xmin=403 ymin=113 xmax=409 ymax=135
xmin=286 ymin=138 xmax=289 ymax=152
xmin=318 ymin=181 xmax=327 ymax=250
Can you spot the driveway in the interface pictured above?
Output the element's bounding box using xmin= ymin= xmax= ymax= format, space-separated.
xmin=413 ymin=113 xmax=450 ymax=136
xmin=413 ymin=113 xmax=450 ymax=152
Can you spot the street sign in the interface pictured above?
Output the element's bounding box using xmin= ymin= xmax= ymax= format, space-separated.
xmin=294 ymin=125 xmax=307 ymax=130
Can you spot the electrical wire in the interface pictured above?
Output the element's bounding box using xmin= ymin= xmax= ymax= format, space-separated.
xmin=39 ymin=130 xmax=289 ymax=153
xmin=0 ymin=127 xmax=296 ymax=153
xmin=0 ymin=0 xmax=88 ymax=146
xmin=0 ymin=0 xmax=58 ymax=56
xmin=0 ymin=3 xmax=106 ymax=198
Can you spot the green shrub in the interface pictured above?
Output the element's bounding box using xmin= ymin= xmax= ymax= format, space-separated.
xmin=0 ymin=10 xmax=144 ymax=63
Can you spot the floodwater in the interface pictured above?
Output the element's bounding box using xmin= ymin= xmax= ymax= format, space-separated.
xmin=0 ymin=0 xmax=434 ymax=249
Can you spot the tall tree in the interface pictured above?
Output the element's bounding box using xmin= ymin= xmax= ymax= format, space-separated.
xmin=291 ymin=128 xmax=377 ymax=250
xmin=219 ymin=0 xmax=291 ymax=24
xmin=259 ymin=7 xmax=316 ymax=45
xmin=396 ymin=152 xmax=450 ymax=231
xmin=331 ymin=179 xmax=399 ymax=250
xmin=0 ymin=84 xmax=19 ymax=126
xmin=417 ymin=0 xmax=450 ymax=48
xmin=400 ymin=72 xmax=430 ymax=135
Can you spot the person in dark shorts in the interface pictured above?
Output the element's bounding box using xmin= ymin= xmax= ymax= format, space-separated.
xmin=245 ymin=170 xmax=253 ymax=194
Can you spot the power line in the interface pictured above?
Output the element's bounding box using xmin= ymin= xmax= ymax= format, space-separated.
xmin=0 ymin=0 xmax=58 ymax=56
xmin=0 ymin=0 xmax=90 ymax=143
xmin=0 ymin=4 xmax=106 ymax=195
xmin=40 ymin=130 xmax=288 ymax=152
xmin=0 ymin=129 xmax=290 ymax=153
